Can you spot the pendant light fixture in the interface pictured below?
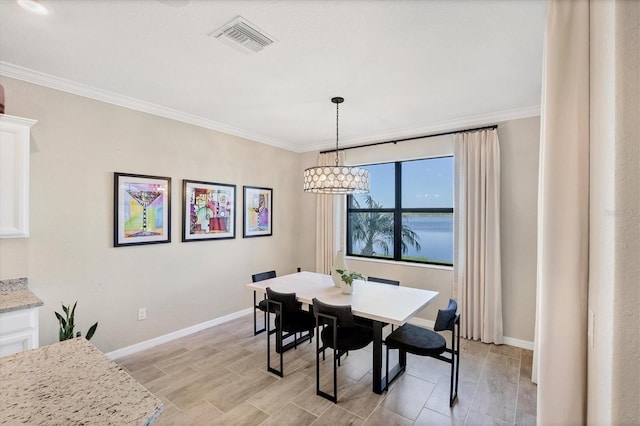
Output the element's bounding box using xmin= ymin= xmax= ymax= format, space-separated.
xmin=303 ymin=97 xmax=369 ymax=194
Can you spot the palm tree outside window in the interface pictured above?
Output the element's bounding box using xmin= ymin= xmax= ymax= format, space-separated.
xmin=346 ymin=157 xmax=454 ymax=266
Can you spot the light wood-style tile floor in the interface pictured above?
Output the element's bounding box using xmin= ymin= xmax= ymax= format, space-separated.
xmin=117 ymin=314 xmax=536 ymax=425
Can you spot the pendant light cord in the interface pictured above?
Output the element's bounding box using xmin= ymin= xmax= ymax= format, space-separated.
xmin=302 ymin=96 xmax=369 ymax=194
xmin=335 ymin=101 xmax=340 ymax=167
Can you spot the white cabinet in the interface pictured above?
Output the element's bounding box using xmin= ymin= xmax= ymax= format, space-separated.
xmin=0 ymin=114 xmax=36 ymax=238
xmin=0 ymin=307 xmax=40 ymax=357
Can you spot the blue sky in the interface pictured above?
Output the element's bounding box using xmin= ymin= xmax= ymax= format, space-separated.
xmin=353 ymin=156 xmax=453 ymax=208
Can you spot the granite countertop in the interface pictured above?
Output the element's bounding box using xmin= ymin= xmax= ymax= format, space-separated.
xmin=0 ymin=278 xmax=43 ymax=314
xmin=0 ymin=337 xmax=163 ymax=425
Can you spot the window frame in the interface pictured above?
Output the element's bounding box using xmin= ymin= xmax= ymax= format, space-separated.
xmin=345 ymin=156 xmax=454 ymax=267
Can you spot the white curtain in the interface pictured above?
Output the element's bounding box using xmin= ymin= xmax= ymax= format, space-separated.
xmin=453 ymin=129 xmax=503 ymax=344
xmin=315 ymin=152 xmax=346 ymax=274
xmin=532 ymin=0 xmax=589 ymax=424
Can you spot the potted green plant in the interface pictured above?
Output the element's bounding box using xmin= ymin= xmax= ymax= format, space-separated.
xmin=54 ymin=301 xmax=98 ymax=341
xmin=335 ymin=269 xmax=365 ymax=294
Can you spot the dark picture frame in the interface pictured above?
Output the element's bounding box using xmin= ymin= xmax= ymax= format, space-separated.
xmin=243 ymin=186 xmax=272 ymax=238
xmin=182 ymin=180 xmax=236 ymax=242
xmin=114 ymin=172 xmax=171 ymax=247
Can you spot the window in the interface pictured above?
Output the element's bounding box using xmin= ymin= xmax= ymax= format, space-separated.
xmin=346 ymin=156 xmax=453 ymax=266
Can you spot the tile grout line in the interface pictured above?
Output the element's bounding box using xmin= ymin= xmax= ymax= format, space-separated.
xmin=512 ymin=351 xmax=522 ymax=425
xmin=246 ymin=401 xmax=270 ymax=424
xmin=462 ymin=349 xmax=489 ymax=425
xmin=124 ymin=315 xmax=534 ymax=425
xmin=201 ymin=397 xmax=225 ymax=418
xmin=153 ymin=363 xmax=172 ymax=376
xmin=289 ymin=400 xmax=323 ymax=421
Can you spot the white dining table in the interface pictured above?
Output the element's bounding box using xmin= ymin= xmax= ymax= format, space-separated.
xmin=247 ymin=271 xmax=439 ymax=394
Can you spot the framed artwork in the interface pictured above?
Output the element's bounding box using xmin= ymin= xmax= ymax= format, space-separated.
xmin=182 ymin=180 xmax=236 ymax=242
xmin=243 ymin=186 xmax=272 ymax=238
xmin=114 ymin=172 xmax=171 ymax=247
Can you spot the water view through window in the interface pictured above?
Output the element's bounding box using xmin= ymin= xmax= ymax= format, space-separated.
xmin=347 ymin=157 xmax=454 ymax=266
xmin=401 ymin=213 xmax=453 ymax=264
xmin=349 ymin=213 xmax=453 ymax=264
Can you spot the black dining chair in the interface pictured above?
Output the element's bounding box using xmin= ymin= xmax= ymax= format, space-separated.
xmin=312 ymin=298 xmax=374 ymax=403
xmin=385 ymin=298 xmax=461 ymax=406
xmin=265 ymin=287 xmax=315 ymax=377
xmin=367 ymin=276 xmax=400 ymax=287
xmin=252 ymin=270 xmax=277 ymax=335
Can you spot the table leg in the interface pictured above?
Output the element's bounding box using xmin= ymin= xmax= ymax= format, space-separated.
xmin=372 ymin=321 xmax=383 ymax=394
xmin=372 ymin=321 xmax=406 ymax=394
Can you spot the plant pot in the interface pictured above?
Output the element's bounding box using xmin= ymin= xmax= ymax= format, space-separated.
xmin=340 ymin=281 xmax=353 ymax=294
xmin=332 ymin=250 xmax=347 ymax=288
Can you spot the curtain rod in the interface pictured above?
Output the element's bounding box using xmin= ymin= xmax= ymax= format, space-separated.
xmin=319 ymin=124 xmax=498 ymax=154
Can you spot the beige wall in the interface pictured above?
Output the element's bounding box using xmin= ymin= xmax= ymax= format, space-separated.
xmin=0 ymin=75 xmax=541 ymax=353
xmin=588 ymin=0 xmax=640 ymax=424
xmin=499 ymin=117 xmax=539 ymax=342
xmin=0 ymin=76 xmax=302 ymax=353
xmin=299 ymin=116 xmax=540 ymax=343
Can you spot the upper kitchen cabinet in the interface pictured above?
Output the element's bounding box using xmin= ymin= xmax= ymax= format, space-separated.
xmin=0 ymin=115 xmax=36 ymax=238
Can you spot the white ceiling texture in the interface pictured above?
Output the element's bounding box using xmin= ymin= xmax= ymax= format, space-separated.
xmin=0 ymin=0 xmax=547 ymax=153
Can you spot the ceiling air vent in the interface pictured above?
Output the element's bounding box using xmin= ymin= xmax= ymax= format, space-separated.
xmin=210 ymin=16 xmax=275 ymax=53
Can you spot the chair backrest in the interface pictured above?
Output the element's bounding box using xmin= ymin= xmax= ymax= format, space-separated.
xmin=312 ymin=298 xmax=355 ymax=327
xmin=266 ymin=287 xmax=298 ymax=315
xmin=252 ymin=270 xmax=276 ymax=283
xmin=367 ymin=276 xmax=400 ymax=286
xmin=433 ymin=298 xmax=459 ymax=332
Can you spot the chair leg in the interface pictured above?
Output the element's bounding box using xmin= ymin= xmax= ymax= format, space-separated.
xmin=316 ymin=320 xmax=321 ymax=395
xmin=449 ymin=352 xmax=455 ymax=407
xmin=336 ymin=349 xmax=348 ymax=367
xmin=253 ymin=291 xmax=267 ymax=335
xmin=450 ymin=324 xmax=461 ymax=407
xmin=316 ymin=313 xmax=338 ymax=403
xmin=266 ymin=300 xmax=283 ymax=377
xmin=331 ymin=346 xmax=337 ymax=402
xmin=455 ymin=326 xmax=461 ymax=397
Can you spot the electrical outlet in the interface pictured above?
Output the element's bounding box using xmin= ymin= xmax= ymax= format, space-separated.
xmin=138 ymin=307 xmax=147 ymax=321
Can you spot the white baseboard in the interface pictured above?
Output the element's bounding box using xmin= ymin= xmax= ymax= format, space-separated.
xmin=406 ymin=317 xmax=534 ymax=350
xmin=106 ymin=308 xmax=534 ymax=360
xmin=502 ymin=336 xmax=534 ymax=351
xmin=105 ymin=308 xmax=253 ymax=360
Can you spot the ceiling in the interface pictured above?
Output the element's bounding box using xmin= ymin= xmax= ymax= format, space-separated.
xmin=0 ymin=0 xmax=547 ymax=153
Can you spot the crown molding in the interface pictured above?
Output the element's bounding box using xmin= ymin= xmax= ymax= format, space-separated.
xmin=1 ymin=61 xmax=540 ymax=154
xmin=304 ymin=104 xmax=541 ymax=153
xmin=0 ymin=61 xmax=298 ymax=151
